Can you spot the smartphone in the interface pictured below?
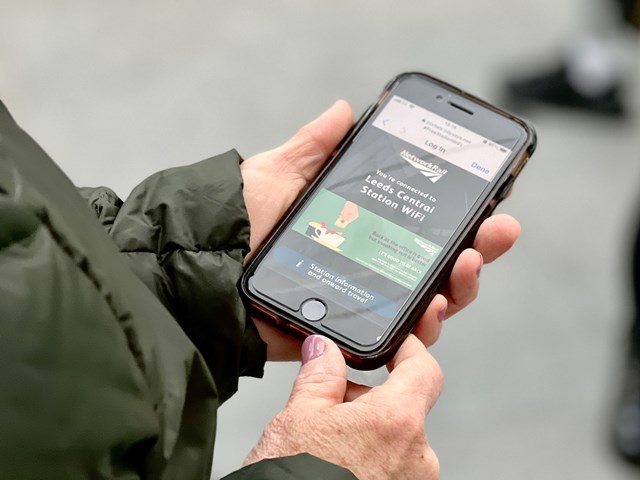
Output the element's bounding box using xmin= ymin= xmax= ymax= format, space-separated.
xmin=241 ymin=72 xmax=536 ymax=370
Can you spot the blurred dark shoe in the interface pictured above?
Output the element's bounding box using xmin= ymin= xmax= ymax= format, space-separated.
xmin=506 ymin=66 xmax=625 ymax=116
xmin=613 ymin=347 xmax=640 ymax=466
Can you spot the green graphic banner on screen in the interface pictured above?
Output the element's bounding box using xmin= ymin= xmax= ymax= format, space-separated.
xmin=292 ymin=189 xmax=443 ymax=290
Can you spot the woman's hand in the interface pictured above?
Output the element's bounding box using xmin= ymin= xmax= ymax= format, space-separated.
xmin=240 ymin=101 xmax=520 ymax=360
xmin=241 ymin=101 xmax=355 ymax=259
xmin=243 ymin=334 xmax=443 ymax=479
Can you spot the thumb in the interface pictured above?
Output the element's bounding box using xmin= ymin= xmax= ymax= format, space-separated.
xmin=287 ymin=335 xmax=348 ymax=412
xmin=273 ymin=100 xmax=354 ymax=182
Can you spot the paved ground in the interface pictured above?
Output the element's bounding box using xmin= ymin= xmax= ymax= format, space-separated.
xmin=2 ymin=1 xmax=639 ymax=478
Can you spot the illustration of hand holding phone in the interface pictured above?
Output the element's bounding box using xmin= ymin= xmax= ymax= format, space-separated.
xmin=335 ymin=201 xmax=359 ymax=228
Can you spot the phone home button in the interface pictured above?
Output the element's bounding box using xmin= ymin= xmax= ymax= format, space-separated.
xmin=300 ymin=299 xmax=327 ymax=322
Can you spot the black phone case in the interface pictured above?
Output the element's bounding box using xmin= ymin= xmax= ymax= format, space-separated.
xmin=241 ymin=72 xmax=536 ymax=370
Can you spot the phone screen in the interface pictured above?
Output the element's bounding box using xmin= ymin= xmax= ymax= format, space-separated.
xmin=247 ymin=76 xmax=528 ymax=349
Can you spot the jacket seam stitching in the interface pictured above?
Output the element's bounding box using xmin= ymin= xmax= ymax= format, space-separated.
xmin=37 ymin=209 xmax=148 ymax=375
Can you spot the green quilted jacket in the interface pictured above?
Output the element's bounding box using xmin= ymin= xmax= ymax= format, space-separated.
xmin=0 ymin=101 xmax=355 ymax=479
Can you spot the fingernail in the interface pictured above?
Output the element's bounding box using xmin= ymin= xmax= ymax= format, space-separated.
xmin=301 ymin=336 xmax=326 ymax=365
xmin=476 ymin=252 xmax=484 ymax=278
xmin=437 ymin=304 xmax=447 ymax=323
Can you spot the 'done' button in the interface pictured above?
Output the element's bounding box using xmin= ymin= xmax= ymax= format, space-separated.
xmin=300 ymin=299 xmax=327 ymax=321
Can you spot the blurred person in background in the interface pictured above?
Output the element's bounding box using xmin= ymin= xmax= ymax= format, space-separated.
xmin=614 ymin=212 xmax=640 ymax=465
xmin=504 ymin=0 xmax=640 ymax=466
xmin=506 ymin=0 xmax=638 ymax=116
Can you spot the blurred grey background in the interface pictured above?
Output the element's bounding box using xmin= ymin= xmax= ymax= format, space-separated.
xmin=2 ymin=1 xmax=639 ymax=478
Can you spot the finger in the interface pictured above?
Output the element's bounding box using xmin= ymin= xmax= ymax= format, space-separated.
xmin=472 ymin=214 xmax=521 ymax=264
xmin=442 ymin=248 xmax=482 ymax=318
xmin=380 ymin=334 xmax=443 ymax=413
xmin=252 ymin=317 xmax=302 ymax=361
xmin=287 ymin=335 xmax=348 ymax=412
xmin=344 ymin=380 xmax=372 ymax=402
xmin=274 ymin=100 xmax=354 ymax=182
xmin=412 ymin=294 xmax=447 ymax=347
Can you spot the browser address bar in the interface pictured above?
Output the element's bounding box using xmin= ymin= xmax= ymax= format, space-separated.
xmin=372 ymin=95 xmax=511 ymax=182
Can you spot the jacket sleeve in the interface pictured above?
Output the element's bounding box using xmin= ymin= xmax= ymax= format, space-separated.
xmin=77 ymin=162 xmax=359 ymax=480
xmin=221 ymin=454 xmax=357 ymax=480
xmin=78 ymin=151 xmax=266 ymax=404
xmin=1 ymin=100 xmax=223 ymax=479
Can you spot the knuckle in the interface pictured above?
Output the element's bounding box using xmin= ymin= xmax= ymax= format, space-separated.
xmin=430 ymin=361 xmax=444 ymax=393
xmin=410 ymin=354 xmax=444 ymax=392
xmin=450 ymin=286 xmax=477 ymax=311
xmin=423 ymin=447 xmax=441 ymax=479
xmin=290 ymin=369 xmax=346 ymax=404
xmin=421 ymin=359 xmax=444 ymax=409
xmin=386 ymin=407 xmax=425 ymax=439
xmin=403 ymin=444 xmax=440 ymax=480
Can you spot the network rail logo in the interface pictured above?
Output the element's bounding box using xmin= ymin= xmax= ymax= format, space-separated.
xmin=400 ymin=150 xmax=447 ymax=183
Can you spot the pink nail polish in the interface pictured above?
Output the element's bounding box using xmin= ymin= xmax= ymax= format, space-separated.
xmin=302 ymin=336 xmax=325 ymax=364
